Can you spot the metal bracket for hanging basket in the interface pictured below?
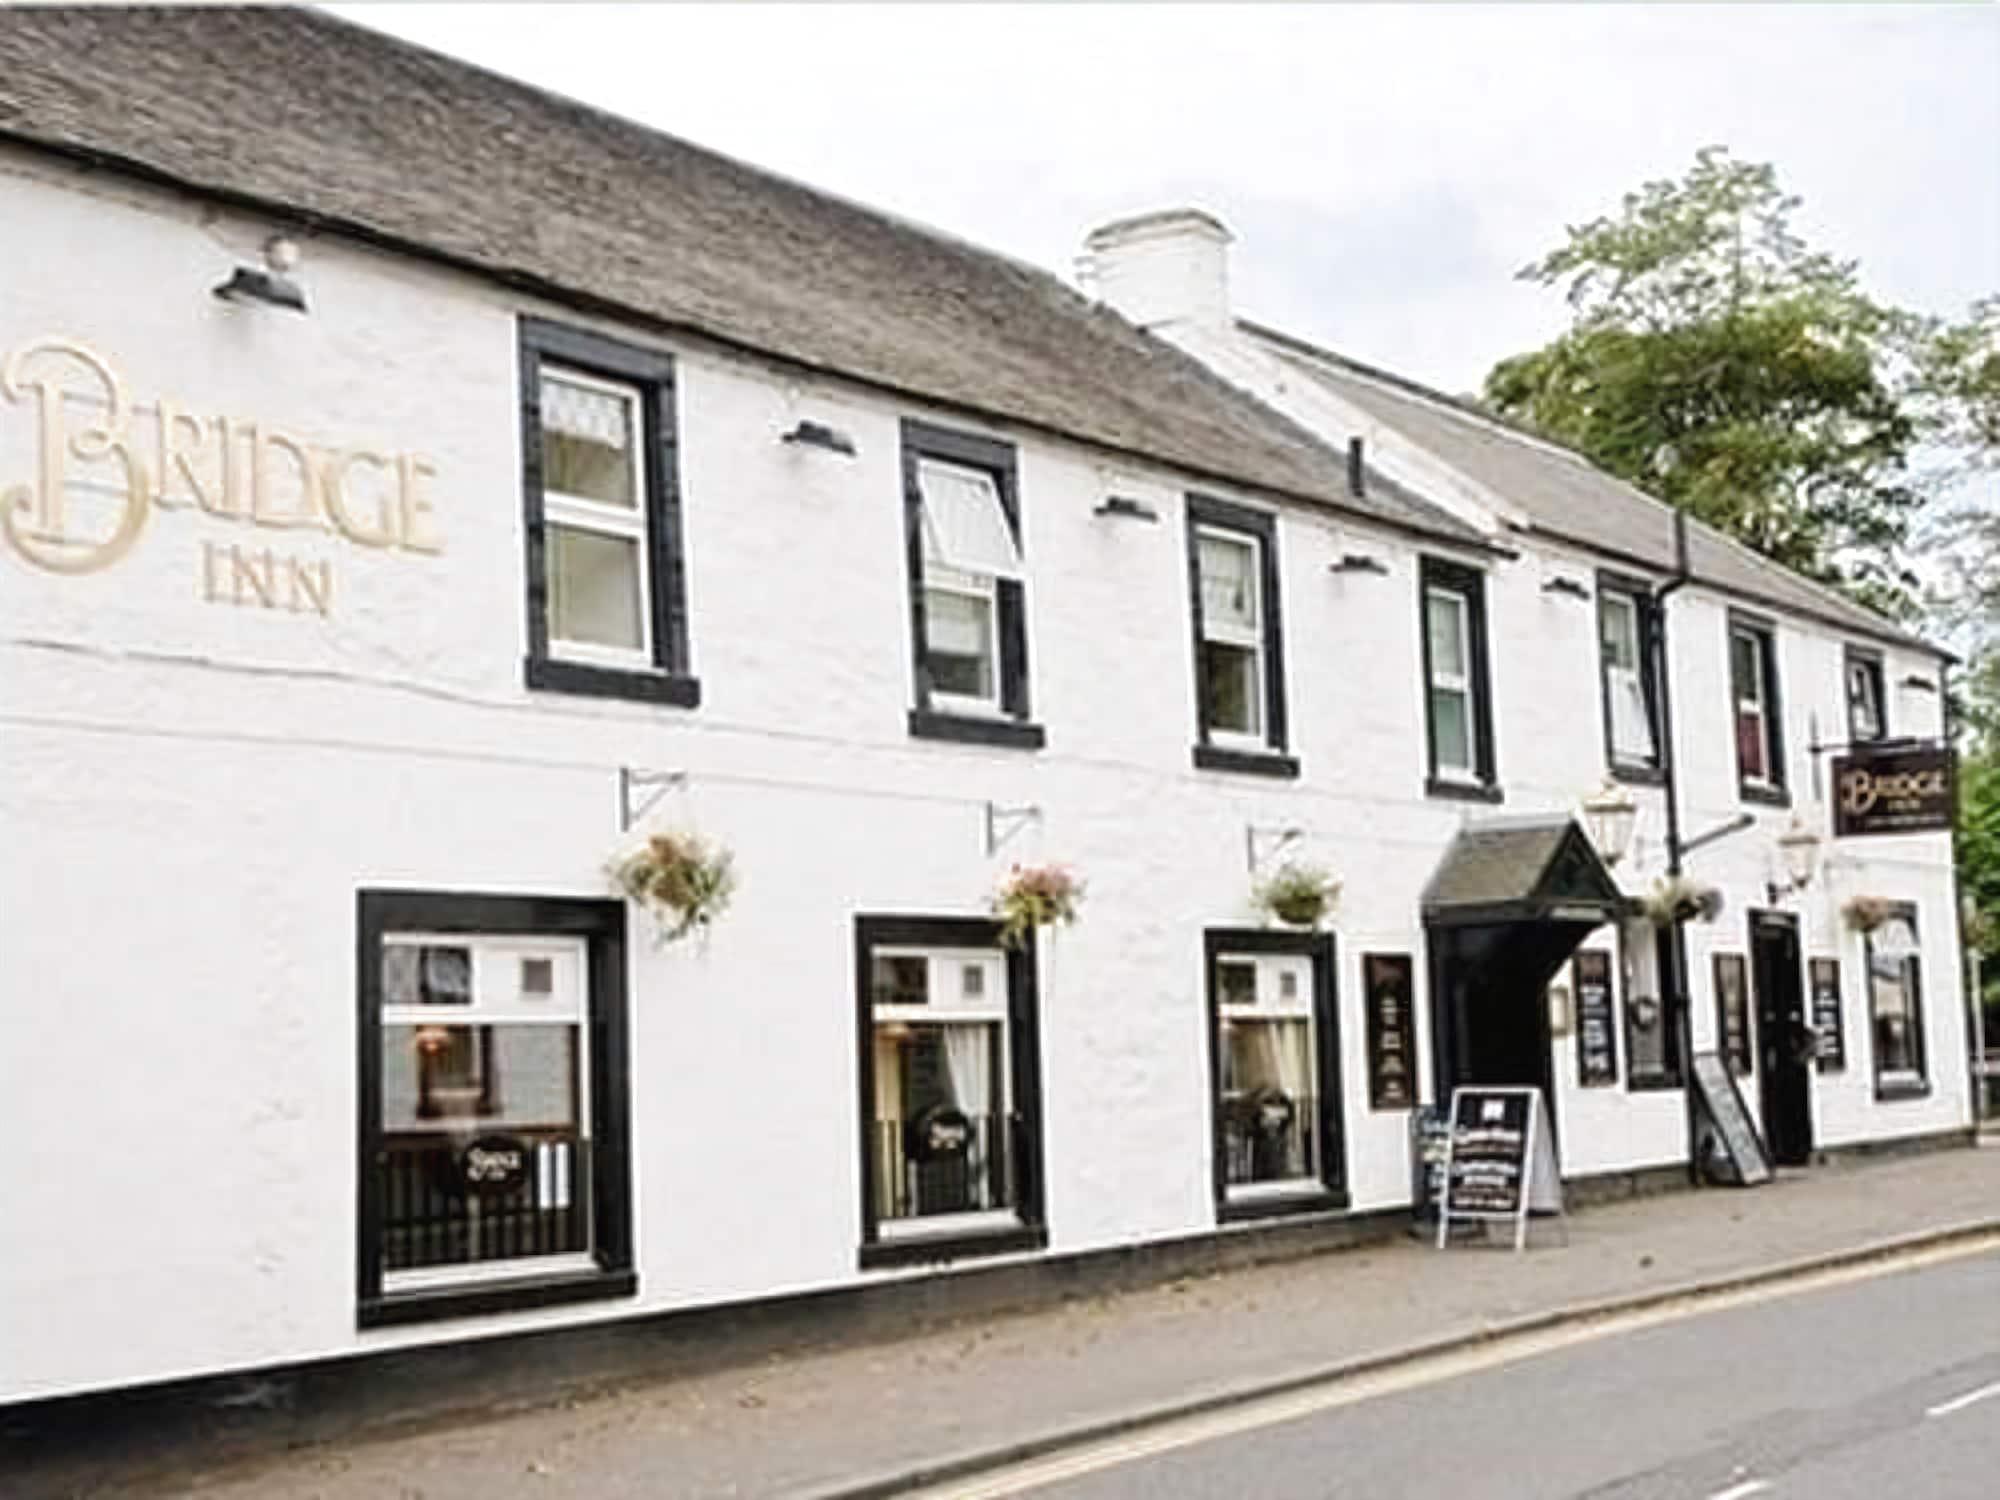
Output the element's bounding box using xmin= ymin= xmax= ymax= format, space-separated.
xmin=619 ymin=768 xmax=687 ymax=832
xmin=985 ymin=802 xmax=1042 ymax=857
xmin=1246 ymin=824 xmax=1304 ymax=876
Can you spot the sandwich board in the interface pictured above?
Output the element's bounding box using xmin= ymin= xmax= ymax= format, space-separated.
xmin=1435 ymin=1086 xmax=1564 ymax=1252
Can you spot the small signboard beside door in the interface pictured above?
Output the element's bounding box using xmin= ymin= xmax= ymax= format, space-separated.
xmin=1690 ymin=1051 xmax=1773 ymax=1186
xmin=1435 ymin=1087 xmax=1564 ymax=1252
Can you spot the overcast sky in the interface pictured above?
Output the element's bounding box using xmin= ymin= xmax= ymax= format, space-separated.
xmin=335 ymin=3 xmax=1996 ymax=397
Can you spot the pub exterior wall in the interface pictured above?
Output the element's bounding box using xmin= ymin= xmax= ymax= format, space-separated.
xmin=0 ymin=150 xmax=1966 ymax=1404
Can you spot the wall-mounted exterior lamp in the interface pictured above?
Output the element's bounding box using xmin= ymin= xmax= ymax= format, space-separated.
xmin=1093 ymin=495 xmax=1158 ymax=522
xmin=1580 ymin=777 xmax=1638 ymax=866
xmin=780 ymin=420 xmax=856 ymax=456
xmin=1899 ymin=674 xmax=1939 ymax=695
xmin=1541 ymin=576 xmax=1592 ymax=601
xmin=213 ymin=235 xmax=307 ymax=313
xmin=1767 ymin=814 xmax=1823 ymax=903
xmin=1329 ymin=553 xmax=1388 ymax=576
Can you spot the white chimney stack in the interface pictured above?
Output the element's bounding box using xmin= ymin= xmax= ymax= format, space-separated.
xmin=1080 ymin=208 xmax=1234 ymax=336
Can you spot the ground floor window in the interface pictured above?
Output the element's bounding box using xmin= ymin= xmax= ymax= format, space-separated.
xmin=855 ymin=915 xmax=1046 ymax=1266
xmin=1865 ymin=906 xmax=1928 ymax=1097
xmin=1204 ymin=930 xmax=1345 ymax=1220
xmin=1621 ymin=918 xmax=1683 ymax=1089
xmin=357 ymin=892 xmax=633 ymax=1327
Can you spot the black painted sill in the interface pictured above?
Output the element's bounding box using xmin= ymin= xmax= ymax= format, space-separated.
xmin=859 ymin=1222 xmax=1048 ymax=1270
xmin=1610 ymin=761 xmax=1668 ymax=788
xmin=1874 ymin=1080 xmax=1932 ymax=1102
xmin=1192 ymin=744 xmax=1301 ymax=779
xmin=359 ymin=1267 xmax=637 ymax=1329
xmin=1425 ymin=775 xmax=1504 ymax=804
xmin=907 ymin=709 xmax=1046 ymax=751
xmin=525 ymin=656 xmax=701 ymax=708
xmin=1217 ymin=1186 xmax=1350 ymax=1224
xmin=1739 ymin=782 xmax=1791 ymax=809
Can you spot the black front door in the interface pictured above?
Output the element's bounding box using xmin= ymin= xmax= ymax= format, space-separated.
xmin=1750 ymin=912 xmax=1813 ymax=1166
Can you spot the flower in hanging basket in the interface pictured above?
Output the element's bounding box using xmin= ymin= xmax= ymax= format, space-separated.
xmin=1640 ymin=874 xmax=1724 ymax=927
xmin=992 ymin=863 xmax=1082 ymax=950
xmin=1252 ymin=862 xmax=1342 ymax=928
xmin=609 ymin=830 xmax=736 ymax=944
xmin=1842 ymin=895 xmax=1896 ymax=934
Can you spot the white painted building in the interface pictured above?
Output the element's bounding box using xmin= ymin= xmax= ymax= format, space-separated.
xmin=0 ymin=9 xmax=1969 ymax=1408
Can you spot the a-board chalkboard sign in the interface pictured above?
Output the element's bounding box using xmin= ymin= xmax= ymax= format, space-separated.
xmin=1809 ymin=958 xmax=1846 ymax=1073
xmin=1410 ymin=1105 xmax=1451 ymax=1228
xmin=1691 ymin=1051 xmax=1772 ymax=1186
xmin=1713 ymin=954 xmax=1753 ymax=1076
xmin=1365 ymin=954 xmax=1418 ymax=1111
xmin=1574 ymin=950 xmax=1618 ymax=1087
xmin=1434 ymin=1087 xmax=1564 ymax=1252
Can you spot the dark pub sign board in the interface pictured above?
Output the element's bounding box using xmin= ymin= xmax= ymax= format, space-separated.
xmin=1833 ymin=744 xmax=1954 ymax=837
xmin=1691 ymin=1052 xmax=1772 ymax=1186
xmin=1365 ymin=953 xmax=1418 ymax=1111
xmin=1435 ymin=1087 xmax=1564 ymax=1252
xmin=1573 ymin=949 xmax=1618 ymax=1088
xmin=1810 ymin=958 xmax=1846 ymax=1073
xmin=1713 ymin=953 xmax=1753 ymax=1076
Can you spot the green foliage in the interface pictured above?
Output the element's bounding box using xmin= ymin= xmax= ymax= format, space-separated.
xmin=1485 ymin=147 xmax=1993 ymax=616
xmin=1961 ymin=748 xmax=2000 ymax=1018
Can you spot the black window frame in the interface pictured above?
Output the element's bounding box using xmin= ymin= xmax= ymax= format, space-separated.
xmin=356 ymin=890 xmax=635 ymax=1329
xmin=901 ymin=420 xmax=1043 ymax=751
xmin=1621 ymin=917 xmax=1685 ymax=1091
xmin=1844 ymin=645 xmax=1889 ymax=745
xmin=1418 ymin=556 xmax=1500 ymax=802
xmin=1202 ymin=928 xmax=1348 ymax=1222
xmin=519 ymin=317 xmax=698 ymax=708
xmin=1185 ymin=494 xmax=1297 ymax=779
xmin=1864 ymin=902 xmax=1929 ymax=1100
xmin=854 ymin=914 xmax=1048 ymax=1268
xmin=1728 ymin=613 xmax=1788 ymax=806
xmin=1596 ymin=573 xmax=1666 ymax=785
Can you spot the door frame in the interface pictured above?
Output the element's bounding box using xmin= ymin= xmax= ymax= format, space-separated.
xmin=1747 ymin=908 xmax=1814 ymax=1165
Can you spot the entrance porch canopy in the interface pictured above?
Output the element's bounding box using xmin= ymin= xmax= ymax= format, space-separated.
xmin=1421 ymin=816 xmax=1627 ymax=929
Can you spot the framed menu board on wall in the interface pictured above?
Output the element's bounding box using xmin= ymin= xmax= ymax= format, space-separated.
xmin=1713 ymin=953 xmax=1753 ymax=1076
xmin=1364 ymin=954 xmax=1418 ymax=1112
xmin=1809 ymin=957 xmax=1846 ymax=1073
xmin=1573 ymin=950 xmax=1618 ymax=1087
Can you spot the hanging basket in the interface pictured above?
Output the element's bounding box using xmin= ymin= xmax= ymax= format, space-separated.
xmin=1253 ymin=863 xmax=1342 ymax=929
xmin=1841 ymin=895 xmax=1896 ymax=935
xmin=609 ymin=830 xmax=736 ymax=945
xmin=992 ymin=864 xmax=1083 ymax=951
xmin=1640 ymin=874 xmax=1724 ymax=927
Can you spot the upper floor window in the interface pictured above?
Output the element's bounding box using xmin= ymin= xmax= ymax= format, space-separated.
xmin=902 ymin=422 xmax=1041 ymax=750
xmin=1186 ymin=496 xmax=1295 ymax=778
xmin=1420 ymin=557 xmax=1498 ymax=800
xmin=519 ymin=319 xmax=696 ymax=707
xmin=1729 ymin=618 xmax=1785 ymax=800
xmin=1599 ymin=584 xmax=1662 ymax=775
xmin=1845 ymin=647 xmax=1888 ymax=743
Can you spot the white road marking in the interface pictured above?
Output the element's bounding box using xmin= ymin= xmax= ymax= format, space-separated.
xmin=903 ymin=1234 xmax=2000 ymax=1500
xmin=1926 ymin=1378 xmax=2000 ymax=1418
xmin=1707 ymin=1481 xmax=1771 ymax=1500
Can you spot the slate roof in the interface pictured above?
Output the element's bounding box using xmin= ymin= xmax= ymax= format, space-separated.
xmin=1422 ymin=818 xmax=1621 ymax=916
xmin=0 ymin=5 xmax=1487 ymax=550
xmin=1245 ymin=323 xmax=1941 ymax=657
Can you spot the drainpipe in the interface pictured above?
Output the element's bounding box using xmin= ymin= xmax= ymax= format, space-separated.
xmin=1650 ymin=510 xmax=1702 ymax=1182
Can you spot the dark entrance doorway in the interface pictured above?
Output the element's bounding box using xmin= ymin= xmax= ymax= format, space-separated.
xmin=1423 ymin=819 xmax=1627 ymax=1150
xmin=1750 ymin=911 xmax=1813 ymax=1165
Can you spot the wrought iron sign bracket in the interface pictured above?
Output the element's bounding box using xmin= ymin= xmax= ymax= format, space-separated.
xmin=619 ymin=768 xmax=687 ymax=832
xmin=1245 ymin=823 xmax=1305 ymax=876
xmin=1670 ymin=811 xmax=1754 ymax=862
xmin=985 ymin=802 xmax=1042 ymax=857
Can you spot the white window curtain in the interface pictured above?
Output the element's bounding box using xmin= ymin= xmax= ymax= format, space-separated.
xmin=924 ymin=586 xmax=991 ymax=655
xmin=919 ymin=460 xmax=1020 ymax=578
xmin=942 ymin=1025 xmax=992 ymax=1123
xmin=1609 ymin=666 xmax=1655 ymax=761
xmin=1200 ymin=534 xmax=1259 ymax=633
xmin=542 ymin=375 xmax=632 ymax=448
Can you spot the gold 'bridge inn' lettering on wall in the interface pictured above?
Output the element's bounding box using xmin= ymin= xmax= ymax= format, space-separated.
xmin=0 ymin=336 xmax=444 ymax=585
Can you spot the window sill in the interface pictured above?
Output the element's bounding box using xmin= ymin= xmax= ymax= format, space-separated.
xmin=1218 ymin=1185 xmax=1349 ymax=1224
xmin=859 ymin=1222 xmax=1048 ymax=1270
xmin=908 ymin=709 xmax=1046 ymax=751
xmin=1193 ymin=744 xmax=1300 ymax=779
xmin=1874 ymin=1079 xmax=1932 ymax=1102
xmin=1739 ymin=783 xmax=1791 ymax=809
xmin=526 ymin=656 xmax=700 ymax=708
xmin=358 ymin=1266 xmax=636 ymax=1329
xmin=1426 ymin=776 xmax=1504 ymax=804
xmin=1609 ymin=761 xmax=1668 ymax=788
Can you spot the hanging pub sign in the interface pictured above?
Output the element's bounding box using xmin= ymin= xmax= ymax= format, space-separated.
xmin=1713 ymin=954 xmax=1753 ymax=1076
xmin=1573 ymin=950 xmax=1618 ymax=1088
xmin=1364 ymin=953 xmax=1417 ymax=1111
xmin=1809 ymin=958 xmax=1846 ymax=1073
xmin=1832 ymin=745 xmax=1954 ymax=838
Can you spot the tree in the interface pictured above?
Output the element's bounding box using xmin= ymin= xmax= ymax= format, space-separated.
xmin=1485 ymin=148 xmax=1992 ymax=616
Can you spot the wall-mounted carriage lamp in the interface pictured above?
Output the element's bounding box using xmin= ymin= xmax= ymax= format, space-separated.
xmin=1541 ymin=576 xmax=1593 ymax=601
xmin=780 ymin=420 xmax=856 ymax=456
xmin=213 ymin=235 xmax=308 ymax=314
xmin=1329 ymin=553 xmax=1388 ymax=576
xmin=1899 ymin=674 xmax=1939 ymax=695
xmin=1093 ymin=495 xmax=1159 ymax=523
xmin=1579 ymin=777 xmax=1638 ymax=867
xmin=1765 ymin=814 xmax=1823 ymax=904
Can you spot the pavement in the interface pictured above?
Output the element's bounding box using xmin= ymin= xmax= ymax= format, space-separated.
xmin=37 ymin=1143 xmax=2000 ymax=1500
